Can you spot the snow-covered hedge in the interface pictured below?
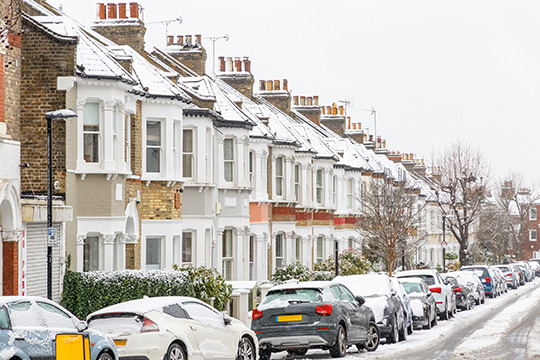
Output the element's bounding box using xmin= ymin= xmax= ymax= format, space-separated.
xmin=61 ymin=266 xmax=232 ymax=319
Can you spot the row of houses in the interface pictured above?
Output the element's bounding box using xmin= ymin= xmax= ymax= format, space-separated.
xmin=1 ymin=0 xmax=465 ymax=301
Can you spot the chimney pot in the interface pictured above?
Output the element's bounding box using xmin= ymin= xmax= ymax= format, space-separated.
xmin=410 ymin=153 xmax=414 ymax=160
xmin=118 ymin=3 xmax=127 ymax=18
xmin=234 ymin=57 xmax=242 ymax=72
xmin=326 ymin=105 xmax=331 ymax=114
xmin=274 ymin=80 xmax=280 ymax=90
xmin=266 ymin=80 xmax=273 ymax=91
xmin=186 ymin=35 xmax=192 ymax=46
xmin=195 ymin=34 xmax=202 ymax=44
xmin=166 ymin=35 xmax=174 ymax=45
xmin=129 ymin=2 xmax=139 ymax=18
xmin=107 ymin=3 xmax=118 ymax=19
xmin=218 ymin=56 xmax=225 ymax=72
xmin=177 ymin=35 xmax=184 ymax=45
xmin=307 ymin=97 xmax=312 ymax=106
xmin=369 ymin=135 xmax=373 ymax=142
xmin=322 ymin=107 xmax=325 ymax=115
xmin=352 ymin=123 xmax=356 ymax=130
xmin=293 ymin=96 xmax=299 ymax=105
xmin=259 ymin=80 xmax=266 ymax=91
xmin=300 ymin=96 xmax=306 ymax=106
xmin=226 ymin=57 xmax=233 ymax=72
xmin=243 ymin=57 xmax=251 ymax=73
xmin=97 ymin=3 xmax=106 ymax=20
xmin=283 ymin=79 xmax=288 ymax=91
xmin=314 ymin=96 xmax=319 ymax=106
xmin=339 ymin=105 xmax=344 ymax=115
xmin=332 ymin=106 xmax=337 ymax=115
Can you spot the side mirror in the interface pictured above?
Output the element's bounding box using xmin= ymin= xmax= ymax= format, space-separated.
xmin=390 ymin=289 xmax=397 ymax=296
xmin=443 ymin=279 xmax=450 ymax=285
xmin=426 ymin=292 xmax=432 ymax=297
xmin=223 ymin=314 xmax=233 ymax=325
xmin=76 ymin=320 xmax=88 ymax=332
xmin=356 ymin=295 xmax=366 ymax=306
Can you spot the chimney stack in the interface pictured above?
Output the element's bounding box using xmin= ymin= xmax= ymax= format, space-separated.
xmin=216 ymin=55 xmax=254 ymax=97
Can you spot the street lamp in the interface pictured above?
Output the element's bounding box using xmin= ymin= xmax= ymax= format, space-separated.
xmin=45 ymin=109 xmax=77 ymax=300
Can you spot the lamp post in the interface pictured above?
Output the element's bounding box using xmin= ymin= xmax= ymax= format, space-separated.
xmin=45 ymin=109 xmax=77 ymax=300
xmin=442 ymin=215 xmax=448 ymax=273
xmin=335 ymin=237 xmax=339 ymax=277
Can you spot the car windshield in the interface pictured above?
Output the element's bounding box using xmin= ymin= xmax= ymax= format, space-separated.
xmin=463 ymin=267 xmax=488 ymax=278
xmin=88 ymin=313 xmax=143 ymax=335
xmin=399 ymin=274 xmax=435 ymax=286
xmin=496 ymin=266 xmax=509 ymax=272
xmin=401 ymin=282 xmax=424 ymax=294
xmin=262 ymin=288 xmax=322 ymax=305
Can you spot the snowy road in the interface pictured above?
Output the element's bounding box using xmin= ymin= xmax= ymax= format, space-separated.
xmin=274 ymin=277 xmax=540 ymax=360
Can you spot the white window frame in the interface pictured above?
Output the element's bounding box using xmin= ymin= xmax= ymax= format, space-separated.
xmin=249 ymin=151 xmax=254 ymax=187
xmin=530 ymin=230 xmax=537 ymax=242
xmin=83 ymin=102 xmax=100 ymax=164
xmin=294 ymin=164 xmax=300 ymax=202
xmin=295 ymin=236 xmax=301 ymax=262
xmin=530 ymin=208 xmax=537 ymax=221
xmin=275 ymin=233 xmax=284 ymax=268
xmin=182 ymin=231 xmax=193 ymax=265
xmin=249 ymin=235 xmax=255 ymax=280
xmin=347 ymin=179 xmax=354 ymax=209
xmin=146 ymin=119 xmax=163 ymax=174
xmin=146 ymin=237 xmax=163 ymax=270
xmin=182 ymin=128 xmax=194 ymax=179
xmin=316 ymin=236 xmax=324 ymax=263
xmin=224 ymin=138 xmax=235 ymax=183
xmin=332 ymin=175 xmax=337 ymax=205
xmin=275 ymin=156 xmax=284 ymax=197
xmin=222 ymin=229 xmax=234 ymax=280
xmin=83 ymin=235 xmax=101 ymax=272
xmin=316 ymin=169 xmax=324 ymax=205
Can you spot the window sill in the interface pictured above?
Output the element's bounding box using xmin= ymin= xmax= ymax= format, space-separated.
xmin=67 ymin=169 xmax=132 ymax=180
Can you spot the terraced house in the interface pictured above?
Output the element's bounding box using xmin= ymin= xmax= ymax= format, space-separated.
xmin=4 ymin=0 xmax=459 ymax=298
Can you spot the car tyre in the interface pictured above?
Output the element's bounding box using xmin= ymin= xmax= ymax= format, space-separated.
xmin=357 ymin=321 xmax=379 ymax=352
xmin=97 ymin=351 xmax=114 ymax=360
xmin=386 ymin=315 xmax=399 ymax=343
xmin=398 ymin=318 xmax=407 ymax=341
xmin=166 ymin=342 xmax=186 ymax=360
xmin=439 ymin=306 xmax=449 ymax=321
xmin=329 ymin=324 xmax=347 ymax=358
xmin=259 ymin=348 xmax=271 ymax=360
xmin=407 ymin=322 xmax=414 ymax=335
xmin=237 ymin=338 xmax=255 ymax=360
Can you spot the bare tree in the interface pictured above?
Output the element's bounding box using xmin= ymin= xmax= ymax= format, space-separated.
xmin=473 ymin=199 xmax=512 ymax=264
xmin=433 ymin=141 xmax=489 ymax=266
xmin=495 ymin=173 xmax=540 ymax=260
xmin=358 ymin=178 xmax=427 ymax=277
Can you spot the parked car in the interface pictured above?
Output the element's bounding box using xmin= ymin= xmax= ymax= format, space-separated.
xmin=395 ymin=269 xmax=454 ymax=320
xmin=461 ymin=265 xmax=499 ymax=298
xmin=516 ymin=261 xmax=534 ymax=282
xmin=336 ymin=274 xmax=406 ymax=343
xmin=493 ymin=264 xmax=519 ymax=289
xmin=442 ymin=273 xmax=475 ymax=311
xmin=0 ymin=296 xmax=117 ymax=360
xmin=397 ymin=278 xmax=437 ymax=330
xmin=389 ymin=277 xmax=414 ymax=336
xmin=251 ymin=281 xmax=379 ymax=359
xmin=489 ymin=266 xmax=508 ymax=294
xmin=527 ymin=260 xmax=540 ymax=277
xmin=88 ymin=296 xmax=257 ymax=360
xmin=453 ymin=270 xmax=486 ymax=305
xmin=508 ymin=264 xmax=525 ymax=286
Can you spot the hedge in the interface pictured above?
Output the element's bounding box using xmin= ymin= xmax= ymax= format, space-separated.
xmin=61 ymin=265 xmax=232 ymax=319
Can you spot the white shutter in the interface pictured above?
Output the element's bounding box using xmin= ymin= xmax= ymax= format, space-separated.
xmin=25 ymin=223 xmax=63 ymax=301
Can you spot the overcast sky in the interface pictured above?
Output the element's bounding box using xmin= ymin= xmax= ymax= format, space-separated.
xmin=49 ymin=0 xmax=540 ymax=185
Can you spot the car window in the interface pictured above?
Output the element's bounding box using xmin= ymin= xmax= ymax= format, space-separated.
xmin=88 ymin=313 xmax=143 ymax=335
xmin=0 ymin=307 xmax=9 ymax=329
xmin=338 ymin=285 xmax=357 ymax=303
xmin=8 ymin=301 xmax=44 ymax=328
xmin=330 ymin=286 xmax=344 ymax=301
xmin=163 ymin=304 xmax=189 ymax=319
xmin=400 ymin=274 xmax=435 ymax=286
xmin=401 ymin=282 xmax=423 ymax=294
xmin=262 ymin=288 xmax=322 ymax=304
xmin=36 ymin=302 xmax=76 ymax=329
xmin=182 ymin=302 xmax=222 ymax=323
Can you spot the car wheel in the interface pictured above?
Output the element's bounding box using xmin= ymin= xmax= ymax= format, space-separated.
xmin=259 ymin=348 xmax=271 ymax=360
xmin=407 ymin=322 xmax=414 ymax=335
xmin=386 ymin=315 xmax=399 ymax=344
xmin=423 ymin=315 xmax=432 ymax=330
xmin=357 ymin=321 xmax=379 ymax=352
xmin=286 ymin=348 xmax=308 ymax=356
xmin=166 ymin=342 xmax=186 ymax=360
xmin=237 ymin=338 xmax=255 ymax=360
xmin=439 ymin=306 xmax=449 ymax=321
xmin=469 ymin=297 xmax=475 ymax=310
xmin=97 ymin=351 xmax=114 ymax=360
xmin=329 ymin=324 xmax=347 ymax=358
xmin=398 ymin=319 xmax=407 ymax=342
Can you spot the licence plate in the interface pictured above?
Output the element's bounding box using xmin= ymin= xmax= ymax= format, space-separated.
xmin=277 ymin=314 xmax=302 ymax=322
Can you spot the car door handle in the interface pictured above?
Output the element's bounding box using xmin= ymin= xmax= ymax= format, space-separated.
xmin=190 ymin=325 xmax=197 ymax=331
xmin=15 ymin=337 xmax=24 ymax=341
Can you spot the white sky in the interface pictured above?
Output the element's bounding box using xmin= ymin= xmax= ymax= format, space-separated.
xmin=49 ymin=0 xmax=540 ymax=185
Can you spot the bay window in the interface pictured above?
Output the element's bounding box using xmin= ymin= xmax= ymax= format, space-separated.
xmin=83 ymin=102 xmax=100 ymax=163
xmin=224 ymin=139 xmax=234 ymax=182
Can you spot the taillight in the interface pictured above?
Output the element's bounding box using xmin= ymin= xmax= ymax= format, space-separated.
xmin=507 ymin=273 xmax=512 ymax=276
xmin=252 ymin=308 xmax=263 ymax=320
xmin=485 ymin=278 xmax=491 ymax=283
xmin=430 ymin=287 xmax=442 ymax=293
xmin=140 ymin=318 xmax=159 ymax=333
xmin=316 ymin=304 xmax=333 ymax=316
xmin=452 ymin=287 xmax=462 ymax=293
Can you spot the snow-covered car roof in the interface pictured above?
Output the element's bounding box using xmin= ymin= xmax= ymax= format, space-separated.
xmin=0 ymin=296 xmax=58 ymax=307
xmin=88 ymin=296 xmax=207 ymax=318
xmin=395 ymin=269 xmax=439 ymax=277
xmin=269 ymin=281 xmax=332 ymax=291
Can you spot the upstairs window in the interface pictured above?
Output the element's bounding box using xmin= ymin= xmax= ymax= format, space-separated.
xmin=146 ymin=120 xmax=162 ymax=173
xmin=83 ymin=102 xmax=100 ymax=163
xmin=275 ymin=157 xmax=284 ymax=196
xmin=249 ymin=151 xmax=254 ymax=187
xmin=224 ymin=139 xmax=234 ymax=182
xmin=332 ymin=175 xmax=337 ymax=205
xmin=183 ymin=129 xmax=194 ymax=178
xmin=294 ymin=164 xmax=300 ymax=202
xmin=530 ymin=230 xmax=537 ymax=242
xmin=316 ymin=169 xmax=324 ymax=205
xmin=347 ymin=179 xmax=354 ymax=209
xmin=531 ymin=208 xmax=537 ymax=221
